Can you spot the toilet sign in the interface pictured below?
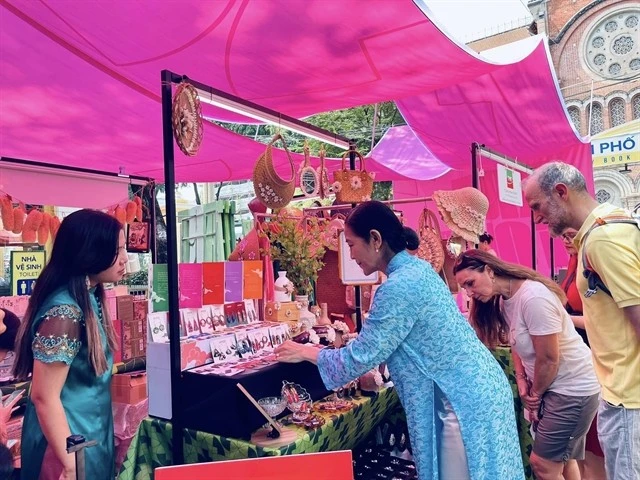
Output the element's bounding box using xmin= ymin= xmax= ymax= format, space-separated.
xmin=11 ymin=250 xmax=46 ymax=295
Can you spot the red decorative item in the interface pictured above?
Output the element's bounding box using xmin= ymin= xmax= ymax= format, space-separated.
xmin=12 ymin=206 xmax=25 ymax=234
xmin=0 ymin=195 xmax=13 ymax=231
xmin=49 ymin=216 xmax=61 ymax=242
xmin=38 ymin=212 xmax=51 ymax=245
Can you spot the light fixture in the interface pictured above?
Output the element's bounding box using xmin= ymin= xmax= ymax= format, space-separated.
xmin=196 ymin=89 xmax=351 ymax=149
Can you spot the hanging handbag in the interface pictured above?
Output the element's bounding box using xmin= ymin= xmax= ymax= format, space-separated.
xmin=333 ymin=151 xmax=374 ymax=203
xmin=252 ymin=134 xmax=296 ymax=209
xmin=417 ymin=208 xmax=445 ymax=273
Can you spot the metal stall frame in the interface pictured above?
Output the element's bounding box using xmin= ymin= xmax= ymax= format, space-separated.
xmin=160 ymin=69 xmax=354 ymax=464
xmin=469 ymin=143 xmax=544 ymax=272
xmin=0 ymin=156 xmax=156 ymax=259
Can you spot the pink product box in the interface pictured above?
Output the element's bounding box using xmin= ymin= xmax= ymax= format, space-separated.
xmin=122 ymin=321 xmax=144 ymax=341
xmin=105 ymin=297 xmax=118 ymax=320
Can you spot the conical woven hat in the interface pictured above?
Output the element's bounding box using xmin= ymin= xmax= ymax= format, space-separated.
xmin=433 ymin=187 xmax=488 ymax=244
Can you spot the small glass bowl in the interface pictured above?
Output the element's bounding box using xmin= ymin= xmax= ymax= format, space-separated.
xmin=258 ymin=396 xmax=287 ymax=418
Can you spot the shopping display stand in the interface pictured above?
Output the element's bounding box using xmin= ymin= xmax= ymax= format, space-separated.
xmin=160 ymin=69 xmax=354 ymax=465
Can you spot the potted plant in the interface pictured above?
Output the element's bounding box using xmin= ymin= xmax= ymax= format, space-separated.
xmin=260 ymin=213 xmax=328 ymax=299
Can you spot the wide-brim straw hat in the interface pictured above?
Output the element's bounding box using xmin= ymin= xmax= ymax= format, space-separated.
xmin=433 ymin=187 xmax=489 ymax=244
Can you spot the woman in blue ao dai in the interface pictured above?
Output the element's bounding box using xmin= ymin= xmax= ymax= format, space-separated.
xmin=276 ymin=201 xmax=524 ymax=480
xmin=13 ymin=210 xmax=127 ymax=480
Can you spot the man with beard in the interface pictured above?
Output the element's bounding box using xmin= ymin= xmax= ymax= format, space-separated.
xmin=524 ymin=161 xmax=640 ymax=480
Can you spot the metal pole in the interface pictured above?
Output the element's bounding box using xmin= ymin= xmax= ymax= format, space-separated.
xmin=349 ymin=140 xmax=363 ymax=333
xmin=149 ymin=183 xmax=157 ymax=263
xmin=531 ymin=211 xmax=537 ymax=271
xmin=471 ymin=142 xmax=480 ymax=189
xmin=161 ymin=69 xmax=184 ymax=465
xmin=550 ymin=235 xmax=555 ymax=281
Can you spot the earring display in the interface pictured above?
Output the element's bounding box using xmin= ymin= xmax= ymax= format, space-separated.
xmin=244 ymin=299 xmax=259 ymax=324
xmin=198 ymin=306 xmax=216 ymax=335
xmin=148 ymin=312 xmax=169 ymax=343
xmin=180 ymin=308 xmax=201 ymax=337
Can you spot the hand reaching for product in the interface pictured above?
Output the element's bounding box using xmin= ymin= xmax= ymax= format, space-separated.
xmin=275 ymin=341 xmax=320 ymax=365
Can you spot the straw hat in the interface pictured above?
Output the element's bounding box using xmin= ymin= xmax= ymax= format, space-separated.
xmin=432 ymin=187 xmax=489 ymax=244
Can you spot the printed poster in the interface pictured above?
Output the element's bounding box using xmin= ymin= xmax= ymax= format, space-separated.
xmin=178 ymin=263 xmax=203 ymax=309
xmin=497 ymin=164 xmax=523 ymax=207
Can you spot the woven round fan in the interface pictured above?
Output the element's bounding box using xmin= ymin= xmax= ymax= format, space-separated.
xmin=417 ymin=208 xmax=445 ymax=273
xmin=171 ymin=82 xmax=203 ymax=156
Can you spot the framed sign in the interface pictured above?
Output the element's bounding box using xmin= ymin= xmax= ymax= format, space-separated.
xmin=337 ymin=231 xmax=379 ymax=285
xmin=127 ymin=221 xmax=150 ymax=253
xmin=10 ymin=250 xmax=46 ymax=295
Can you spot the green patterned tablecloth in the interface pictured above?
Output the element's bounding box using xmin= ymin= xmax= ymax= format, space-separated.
xmin=118 ymin=387 xmax=399 ymax=480
xmin=118 ymin=349 xmax=533 ymax=480
xmin=492 ymin=346 xmax=535 ymax=480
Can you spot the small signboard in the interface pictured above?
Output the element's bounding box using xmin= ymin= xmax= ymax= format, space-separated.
xmin=497 ymin=164 xmax=523 ymax=207
xmin=10 ymin=250 xmax=46 ymax=296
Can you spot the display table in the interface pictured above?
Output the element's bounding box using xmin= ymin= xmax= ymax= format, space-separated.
xmin=119 ymin=387 xmax=399 ymax=480
xmin=492 ymin=346 xmax=535 ymax=480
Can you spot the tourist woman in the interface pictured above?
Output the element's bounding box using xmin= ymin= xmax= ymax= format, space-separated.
xmin=276 ymin=201 xmax=523 ymax=480
xmin=479 ymin=232 xmax=497 ymax=256
xmin=453 ymin=250 xmax=600 ymax=480
xmin=13 ymin=209 xmax=126 ymax=480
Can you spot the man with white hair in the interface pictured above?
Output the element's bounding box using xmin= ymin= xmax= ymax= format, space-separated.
xmin=524 ymin=161 xmax=640 ymax=480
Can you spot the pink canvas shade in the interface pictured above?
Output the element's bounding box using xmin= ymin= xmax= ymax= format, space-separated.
xmin=2 ymin=0 xmax=588 ymax=185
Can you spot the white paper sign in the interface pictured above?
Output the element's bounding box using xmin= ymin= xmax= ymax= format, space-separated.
xmin=497 ymin=164 xmax=523 ymax=207
xmin=338 ymin=231 xmax=379 ymax=285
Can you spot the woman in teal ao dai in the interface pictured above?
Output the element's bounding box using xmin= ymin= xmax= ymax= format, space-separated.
xmin=276 ymin=201 xmax=523 ymax=480
xmin=13 ymin=210 xmax=127 ymax=480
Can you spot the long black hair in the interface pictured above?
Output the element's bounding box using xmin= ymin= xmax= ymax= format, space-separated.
xmin=14 ymin=209 xmax=122 ymax=379
xmin=345 ymin=201 xmax=419 ymax=253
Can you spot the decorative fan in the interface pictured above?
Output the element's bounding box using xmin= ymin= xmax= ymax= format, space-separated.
xmin=171 ymin=82 xmax=203 ymax=156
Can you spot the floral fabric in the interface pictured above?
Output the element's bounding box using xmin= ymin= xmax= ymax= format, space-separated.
xmin=317 ymin=250 xmax=524 ymax=480
xmin=32 ymin=304 xmax=83 ymax=365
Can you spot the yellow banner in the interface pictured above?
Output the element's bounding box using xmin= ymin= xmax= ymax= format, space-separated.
xmin=592 ymin=121 xmax=639 ymax=168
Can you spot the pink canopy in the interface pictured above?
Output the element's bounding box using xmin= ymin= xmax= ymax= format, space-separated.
xmin=1 ymin=0 xmax=590 ymax=271
xmin=0 ymin=0 xmax=589 ymax=182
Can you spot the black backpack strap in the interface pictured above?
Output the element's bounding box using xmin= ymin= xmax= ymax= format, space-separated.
xmin=581 ymin=216 xmax=640 ymax=298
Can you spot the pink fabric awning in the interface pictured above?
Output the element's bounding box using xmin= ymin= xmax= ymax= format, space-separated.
xmin=1 ymin=0 xmax=590 ymax=190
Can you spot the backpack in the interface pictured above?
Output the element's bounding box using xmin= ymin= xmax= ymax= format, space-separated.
xmin=581 ymin=214 xmax=640 ymax=298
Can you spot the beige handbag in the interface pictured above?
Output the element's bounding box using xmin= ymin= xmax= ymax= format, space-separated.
xmin=417 ymin=208 xmax=445 ymax=273
xmin=333 ymin=151 xmax=374 ymax=203
xmin=252 ymin=134 xmax=295 ymax=209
